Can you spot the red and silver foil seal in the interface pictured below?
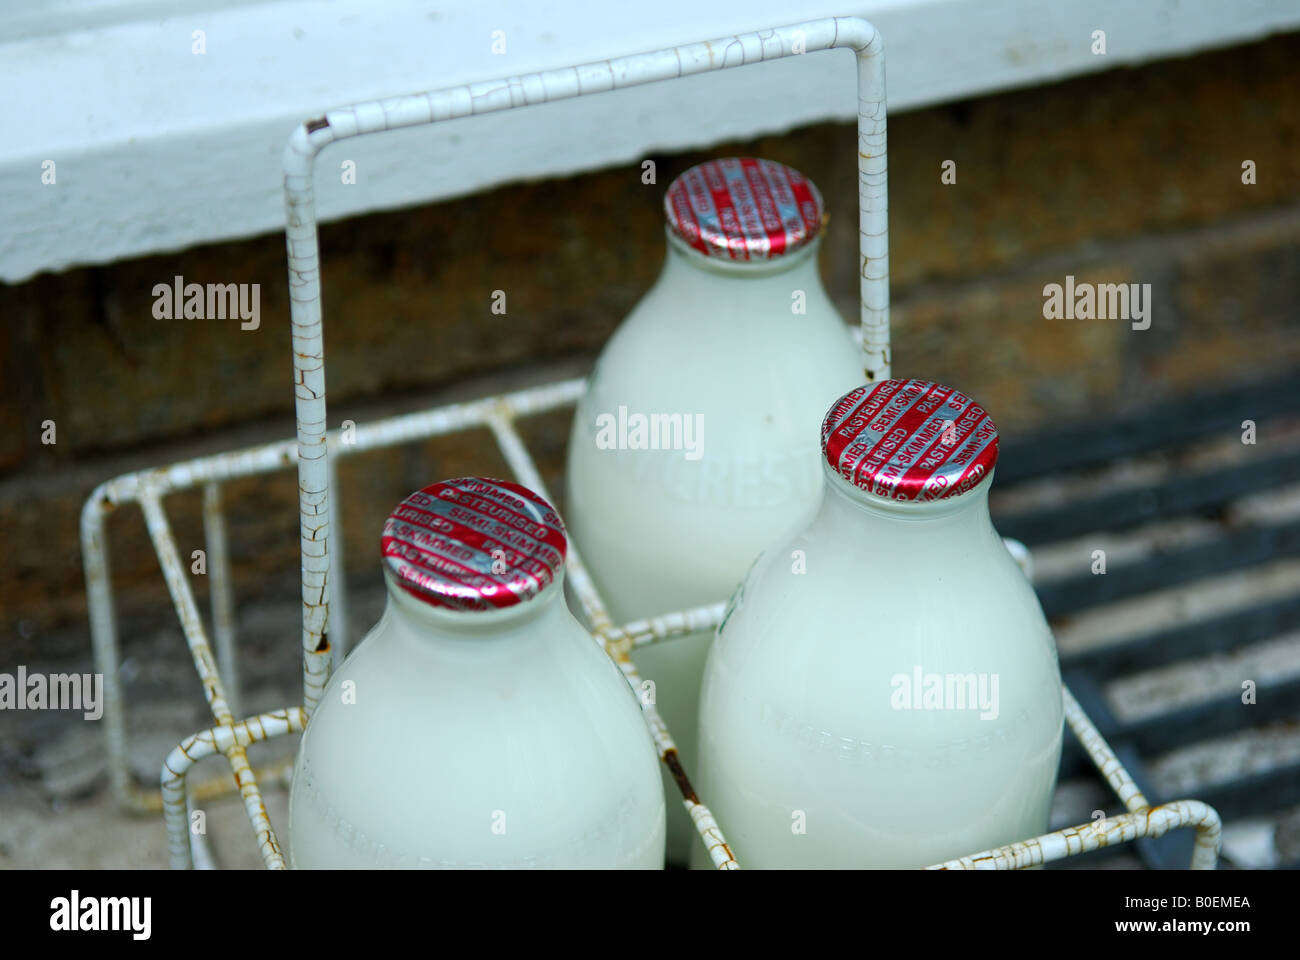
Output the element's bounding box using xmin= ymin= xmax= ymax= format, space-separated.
xmin=821 ymin=380 xmax=1000 ymax=502
xmin=664 ymin=157 xmax=824 ymax=260
xmin=380 ymin=478 xmax=567 ymax=611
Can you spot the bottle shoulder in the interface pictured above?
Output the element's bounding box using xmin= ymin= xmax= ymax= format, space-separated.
xmin=575 ymin=316 xmax=861 ymax=435
xmin=715 ymin=521 xmax=1055 ymax=655
xmin=302 ymin=608 xmax=648 ymax=748
xmin=599 ymin=253 xmax=853 ymax=355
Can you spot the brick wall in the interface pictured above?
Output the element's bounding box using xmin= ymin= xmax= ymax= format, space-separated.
xmin=2 ymin=32 xmax=1298 ymax=661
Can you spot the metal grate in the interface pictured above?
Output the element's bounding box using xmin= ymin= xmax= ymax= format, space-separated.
xmin=992 ymin=373 xmax=1300 ymax=870
xmin=81 ymin=16 xmax=1225 ymax=870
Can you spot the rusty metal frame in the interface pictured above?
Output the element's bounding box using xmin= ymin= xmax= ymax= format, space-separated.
xmin=80 ymin=386 xmax=1225 ymax=869
xmin=81 ymin=15 xmax=1222 ymax=870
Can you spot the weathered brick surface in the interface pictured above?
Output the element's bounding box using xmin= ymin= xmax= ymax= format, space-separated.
xmin=1156 ymin=219 xmax=1300 ymax=392
xmin=816 ymin=32 xmax=1300 ymax=289
xmin=9 ymin=174 xmax=661 ymax=462
xmin=0 ymin=314 xmax=27 ymax=473
xmin=889 ymin=265 xmax=1132 ymax=435
xmin=2 ymin=32 xmax=1299 ymax=659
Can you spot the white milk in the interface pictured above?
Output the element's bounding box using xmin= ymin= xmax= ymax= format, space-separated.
xmin=289 ymin=477 xmax=665 ymax=868
xmin=563 ymin=158 xmax=863 ymax=865
xmin=694 ymin=380 xmax=1064 ymax=868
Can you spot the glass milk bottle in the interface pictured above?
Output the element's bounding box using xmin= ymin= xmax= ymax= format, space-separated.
xmin=288 ymin=477 xmax=665 ymax=868
xmin=564 ymin=157 xmax=863 ymax=865
xmin=695 ymin=380 xmax=1064 ymax=869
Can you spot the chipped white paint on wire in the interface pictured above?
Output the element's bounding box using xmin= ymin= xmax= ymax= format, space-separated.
xmin=82 ymin=377 xmax=1224 ymax=869
xmin=281 ymin=15 xmax=889 ymax=871
xmin=282 ymin=12 xmax=890 ymax=710
xmin=79 ymin=18 xmax=1221 ymax=870
xmin=928 ymin=800 xmax=1223 ymax=870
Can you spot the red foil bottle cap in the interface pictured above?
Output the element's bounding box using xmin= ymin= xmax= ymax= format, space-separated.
xmin=821 ymin=380 xmax=1000 ymax=502
xmin=664 ymin=157 xmax=825 ymax=260
xmin=380 ymin=478 xmax=567 ymax=611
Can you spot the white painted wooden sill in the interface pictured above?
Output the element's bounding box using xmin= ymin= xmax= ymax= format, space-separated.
xmin=2 ymin=0 xmax=1297 ymax=283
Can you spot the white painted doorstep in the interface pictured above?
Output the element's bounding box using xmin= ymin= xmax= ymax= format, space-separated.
xmin=2 ymin=0 xmax=1297 ymax=282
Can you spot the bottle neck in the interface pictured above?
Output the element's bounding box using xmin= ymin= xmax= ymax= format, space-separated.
xmin=382 ymin=569 xmax=564 ymax=644
xmin=660 ymin=227 xmax=824 ymax=283
xmin=817 ymin=459 xmax=997 ymax=539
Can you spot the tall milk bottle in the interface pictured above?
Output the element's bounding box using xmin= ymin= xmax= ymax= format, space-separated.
xmin=695 ymin=380 xmax=1064 ymax=868
xmin=564 ymin=158 xmax=863 ymax=865
xmin=288 ymin=477 xmax=666 ymax=868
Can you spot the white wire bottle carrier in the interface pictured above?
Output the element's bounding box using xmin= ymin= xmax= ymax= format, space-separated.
xmin=82 ymin=16 xmax=1222 ymax=870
